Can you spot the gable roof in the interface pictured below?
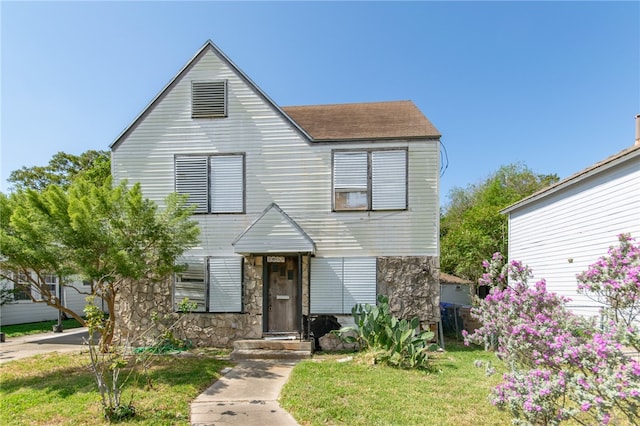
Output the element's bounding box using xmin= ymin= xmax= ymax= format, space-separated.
xmin=502 ymin=144 xmax=640 ymax=214
xmin=232 ymin=203 xmax=316 ymax=254
xmin=110 ymin=40 xmax=312 ymax=150
xmin=110 ymin=41 xmax=439 ymax=150
xmin=282 ymin=101 xmax=441 ymax=141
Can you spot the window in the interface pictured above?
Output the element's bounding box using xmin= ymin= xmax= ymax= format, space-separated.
xmin=13 ymin=273 xmax=32 ymax=301
xmin=174 ymin=257 xmax=243 ymax=313
xmin=175 ymin=154 xmax=245 ymax=214
xmin=310 ymin=257 xmax=377 ymax=314
xmin=192 ymin=80 xmax=227 ymax=118
xmin=44 ymin=274 xmax=57 ymax=294
xmin=333 ymin=149 xmax=407 ymax=211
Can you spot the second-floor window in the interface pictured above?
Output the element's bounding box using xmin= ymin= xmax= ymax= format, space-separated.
xmin=175 ymin=154 xmax=245 ymax=214
xmin=332 ymin=149 xmax=408 ymax=211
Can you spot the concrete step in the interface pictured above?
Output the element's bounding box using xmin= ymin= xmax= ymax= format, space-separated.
xmin=234 ymin=339 xmax=313 ymax=351
xmin=230 ymin=348 xmax=312 ymax=361
xmin=231 ymin=339 xmax=314 ymax=360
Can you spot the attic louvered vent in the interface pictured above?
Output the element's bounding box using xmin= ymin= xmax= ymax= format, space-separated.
xmin=192 ymin=80 xmax=227 ymax=118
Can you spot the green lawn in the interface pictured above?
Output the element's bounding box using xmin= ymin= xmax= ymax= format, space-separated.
xmin=1 ymin=340 xmax=517 ymax=425
xmin=280 ymin=340 xmax=512 ymax=426
xmin=0 ymin=350 xmax=230 ymax=426
xmin=1 ymin=318 xmax=84 ymax=337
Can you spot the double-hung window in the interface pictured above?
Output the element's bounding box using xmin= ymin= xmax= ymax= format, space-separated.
xmin=174 ymin=257 xmax=243 ymax=313
xmin=333 ymin=149 xmax=407 ymax=211
xmin=12 ymin=272 xmax=32 ymax=301
xmin=175 ymin=154 xmax=245 ymax=214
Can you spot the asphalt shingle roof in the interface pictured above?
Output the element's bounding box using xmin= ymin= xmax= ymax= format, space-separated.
xmin=282 ymin=100 xmax=441 ymax=141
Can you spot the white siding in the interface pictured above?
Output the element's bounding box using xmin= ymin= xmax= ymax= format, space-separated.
xmin=112 ymin=47 xmax=439 ymax=260
xmin=233 ymin=204 xmax=315 ymax=254
xmin=508 ymin=157 xmax=640 ymax=318
xmin=0 ymin=280 xmax=94 ymax=326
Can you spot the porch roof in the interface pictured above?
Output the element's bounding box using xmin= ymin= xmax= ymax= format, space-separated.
xmin=232 ymin=203 xmax=316 ymax=254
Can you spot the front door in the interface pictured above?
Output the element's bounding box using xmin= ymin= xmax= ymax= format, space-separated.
xmin=266 ymin=255 xmax=299 ymax=332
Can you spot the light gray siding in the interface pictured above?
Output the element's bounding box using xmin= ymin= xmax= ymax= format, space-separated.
xmin=0 ymin=280 xmax=93 ymax=326
xmin=112 ymin=48 xmax=439 ymax=260
xmin=507 ymin=157 xmax=640 ymax=318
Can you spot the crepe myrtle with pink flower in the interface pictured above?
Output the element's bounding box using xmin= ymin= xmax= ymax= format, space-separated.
xmin=464 ymin=234 xmax=640 ymax=425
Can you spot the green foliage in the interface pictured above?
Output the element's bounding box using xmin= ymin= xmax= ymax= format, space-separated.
xmin=0 ymin=318 xmax=84 ymax=337
xmin=84 ymin=296 xmax=197 ymax=421
xmin=0 ymin=351 xmax=230 ymax=425
xmin=337 ymin=295 xmax=435 ymax=369
xmin=7 ymin=150 xmax=111 ymax=191
xmin=440 ymin=163 xmax=559 ymax=281
xmin=0 ymin=176 xmax=200 ymax=348
xmin=280 ymin=340 xmax=510 ymax=426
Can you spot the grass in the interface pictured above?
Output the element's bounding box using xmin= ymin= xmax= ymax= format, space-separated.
xmin=1 ymin=318 xmax=84 ymax=337
xmin=0 ymin=350 xmax=230 ymax=425
xmin=280 ymin=339 xmax=512 ymax=426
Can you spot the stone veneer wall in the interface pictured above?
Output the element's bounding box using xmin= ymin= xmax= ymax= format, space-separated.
xmin=115 ymin=255 xmax=312 ymax=348
xmin=377 ymin=256 xmax=440 ymax=327
xmin=115 ymin=256 xmax=263 ymax=348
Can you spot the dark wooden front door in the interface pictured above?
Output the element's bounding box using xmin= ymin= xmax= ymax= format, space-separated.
xmin=267 ymin=256 xmax=299 ymax=332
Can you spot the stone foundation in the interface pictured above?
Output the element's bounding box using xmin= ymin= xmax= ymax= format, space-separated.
xmin=115 ymin=255 xmax=438 ymax=348
xmin=114 ymin=255 xmax=312 ymax=348
xmin=377 ymin=256 xmax=440 ymax=327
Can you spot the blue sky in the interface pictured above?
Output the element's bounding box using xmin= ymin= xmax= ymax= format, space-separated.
xmin=1 ymin=1 xmax=639 ymax=205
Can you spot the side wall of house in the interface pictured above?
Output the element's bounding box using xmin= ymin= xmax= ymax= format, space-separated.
xmin=0 ymin=281 xmax=93 ymax=326
xmin=508 ymin=157 xmax=640 ymax=318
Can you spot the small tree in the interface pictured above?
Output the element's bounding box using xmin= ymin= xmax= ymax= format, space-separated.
xmin=0 ymin=178 xmax=199 ymax=349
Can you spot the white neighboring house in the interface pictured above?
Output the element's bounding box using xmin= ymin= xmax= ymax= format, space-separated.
xmin=0 ymin=273 xmax=91 ymax=326
xmin=501 ymin=140 xmax=640 ymax=318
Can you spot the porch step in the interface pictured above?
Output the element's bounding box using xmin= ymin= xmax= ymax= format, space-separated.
xmin=231 ymin=339 xmax=314 ymax=360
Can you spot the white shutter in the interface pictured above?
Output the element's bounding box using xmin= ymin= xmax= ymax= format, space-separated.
xmin=210 ymin=155 xmax=244 ymax=213
xmin=175 ymin=156 xmax=208 ymax=213
xmin=334 ymin=152 xmax=368 ymax=210
xmin=311 ymin=257 xmax=377 ymax=314
xmin=209 ymin=257 xmax=243 ymax=312
xmin=372 ymin=150 xmax=407 ymax=210
xmin=192 ymin=80 xmax=227 ymax=118
xmin=174 ymin=259 xmax=206 ymax=312
xmin=343 ymin=257 xmax=377 ymax=312
xmin=310 ymin=258 xmax=343 ymax=313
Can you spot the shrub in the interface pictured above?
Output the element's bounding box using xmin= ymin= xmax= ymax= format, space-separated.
xmin=336 ymin=294 xmax=435 ymax=369
xmin=465 ymin=234 xmax=640 ymax=425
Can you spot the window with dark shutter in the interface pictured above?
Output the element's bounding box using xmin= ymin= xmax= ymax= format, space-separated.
xmin=333 ymin=149 xmax=407 ymax=212
xmin=333 ymin=152 xmax=368 ymax=211
xmin=174 ymin=259 xmax=206 ymax=312
xmin=175 ymin=154 xmax=244 ymax=214
xmin=175 ymin=156 xmax=209 ymax=213
xmin=174 ymin=257 xmax=243 ymax=313
xmin=192 ymin=80 xmax=227 ymax=118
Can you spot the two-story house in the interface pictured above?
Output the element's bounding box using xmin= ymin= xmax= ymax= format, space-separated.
xmin=110 ymin=40 xmax=441 ymax=347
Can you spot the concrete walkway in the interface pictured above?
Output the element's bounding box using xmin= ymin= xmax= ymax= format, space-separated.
xmin=191 ymin=360 xmax=299 ymax=426
xmin=0 ymin=327 xmax=88 ymax=364
xmin=1 ymin=329 xmax=299 ymax=425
